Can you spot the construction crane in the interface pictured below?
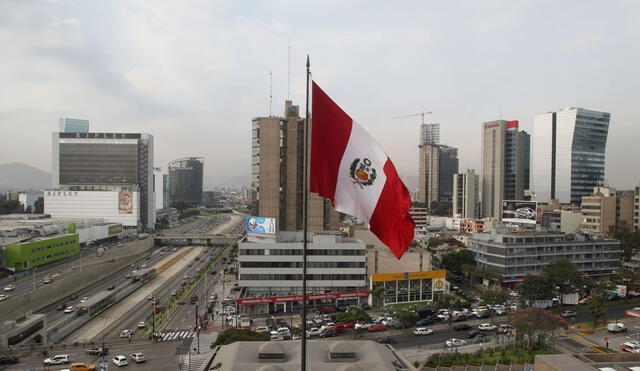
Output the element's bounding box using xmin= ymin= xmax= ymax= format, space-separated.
xmin=395 ymin=111 xmax=439 ymax=145
xmin=394 ymin=111 xmax=432 ymax=125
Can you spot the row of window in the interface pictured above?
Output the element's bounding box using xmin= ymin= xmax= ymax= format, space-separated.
xmin=240 ymin=261 xmax=365 ymax=268
xmin=240 ymin=249 xmax=365 ymax=256
xmin=240 ymin=274 xmax=366 ymax=281
xmin=30 ymin=240 xmax=76 ymax=253
xmin=31 ymin=248 xmax=76 ymax=263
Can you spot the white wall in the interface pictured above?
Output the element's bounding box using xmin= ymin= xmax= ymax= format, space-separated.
xmin=44 ymin=190 xmax=139 ymax=227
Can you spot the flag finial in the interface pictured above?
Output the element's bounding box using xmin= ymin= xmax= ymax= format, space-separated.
xmin=306 ymin=55 xmax=310 ymax=69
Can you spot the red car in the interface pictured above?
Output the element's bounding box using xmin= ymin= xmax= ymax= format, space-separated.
xmin=335 ymin=324 xmax=348 ymax=333
xmin=465 ymin=330 xmax=481 ymax=338
xmin=338 ymin=323 xmax=354 ymax=329
xmin=367 ymin=324 xmax=387 ymax=332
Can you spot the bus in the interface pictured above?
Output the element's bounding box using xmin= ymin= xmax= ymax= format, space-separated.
xmin=131 ymin=267 xmax=156 ymax=284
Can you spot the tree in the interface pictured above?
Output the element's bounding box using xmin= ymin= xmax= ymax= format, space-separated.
xmin=610 ymin=221 xmax=640 ymax=261
xmin=612 ymin=267 xmax=640 ymax=285
xmin=509 ymin=308 xmax=566 ymax=349
xmin=586 ymin=296 xmax=606 ymax=327
xmin=0 ymin=200 xmax=22 ymax=215
xmin=25 ymin=205 xmax=33 ymax=214
xmin=34 ymin=198 xmax=44 ymax=213
xmin=440 ymin=249 xmax=475 ymax=277
xmin=518 ymin=274 xmax=555 ymax=305
xmin=391 ymin=307 xmax=418 ymax=329
xmin=542 ymin=260 xmax=584 ymax=306
xmin=336 ymin=305 xmax=372 ymax=324
xmin=212 ymin=328 xmax=270 ymax=346
xmin=371 ymin=286 xmax=385 ymax=308
xmin=479 ymin=289 xmax=509 ymax=319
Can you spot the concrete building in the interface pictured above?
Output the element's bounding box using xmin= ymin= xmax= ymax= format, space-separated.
xmin=634 ymin=185 xmax=640 ymax=232
xmin=469 ymin=227 xmax=622 ymax=287
xmin=251 ymin=100 xmax=337 ymax=231
xmin=453 ymin=169 xmax=480 ymax=219
xmin=49 ymin=132 xmax=155 ymax=230
xmin=409 ymin=207 xmax=429 ymax=230
xmin=58 ymin=118 xmax=89 ymax=133
xmin=153 ymin=167 xmax=163 ymax=210
xmin=532 ymin=108 xmax=610 ymax=205
xmin=481 ymin=120 xmax=530 ymax=218
xmin=371 ymin=270 xmax=448 ymax=306
xmin=581 ymin=187 xmax=634 ymax=236
xmin=420 ymin=122 xmax=440 ymax=146
xmin=418 ymin=143 xmax=459 ymax=207
xmin=18 ymin=192 xmax=43 ymax=212
xmin=162 ymin=174 xmax=170 ymax=208
xmin=168 ymin=157 xmax=204 ymax=206
xmin=206 ymin=340 xmax=417 ymax=371
xmin=0 ymin=314 xmax=47 ymax=347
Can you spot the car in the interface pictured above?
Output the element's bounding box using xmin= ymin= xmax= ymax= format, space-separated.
xmin=0 ymin=356 xmax=18 ymax=365
xmin=141 ymin=264 xmax=147 ymax=268
xmin=44 ymin=354 xmax=70 ymax=365
xmin=478 ymin=323 xmax=497 ymax=331
xmin=85 ymin=347 xmax=108 ymax=356
xmin=452 ymin=314 xmax=467 ymax=322
xmin=498 ymin=324 xmax=514 ymax=334
xmin=320 ymin=329 xmax=337 ymax=338
xmin=367 ymin=324 xmax=387 ymax=332
xmin=561 ymin=311 xmax=578 ymax=318
xmin=112 ymin=355 xmax=128 ymax=367
xmin=376 ymin=337 xmax=398 ymax=344
xmin=56 ymin=303 xmax=68 ymax=311
xmin=43 ymin=276 xmax=53 ymax=284
xmin=413 ymin=327 xmax=434 ymax=336
xmin=445 ymin=338 xmax=467 ymax=347
xmin=416 ymin=318 xmax=435 ymax=326
xmin=306 ymin=328 xmax=323 ymax=337
xmin=354 ymin=323 xmax=372 ymax=330
xmin=120 ymin=329 xmax=132 ymax=338
xmin=465 ymin=330 xmax=481 ymax=338
xmin=0 ymin=294 xmax=8 ymax=302
xmin=4 ymin=284 xmax=15 ymax=292
xmin=255 ymin=326 xmax=269 ymax=333
xmin=125 ymin=273 xmax=131 ymax=279
xmin=454 ymin=324 xmax=472 ymax=331
xmin=130 ymin=353 xmax=146 ymax=363
xmin=107 ymin=284 xmax=116 ymax=290
xmin=66 ymin=362 xmax=97 ymax=370
xmin=64 ymin=306 xmax=76 ymax=314
xmin=171 ymin=290 xmax=177 ymax=296
xmin=621 ymin=341 xmax=640 ymax=353
xmin=80 ymin=297 xmax=89 ymax=303
xmin=137 ymin=321 xmax=146 ymax=329
xmin=147 ymin=294 xmax=156 ymax=300
xmin=607 ymin=322 xmax=628 ymax=333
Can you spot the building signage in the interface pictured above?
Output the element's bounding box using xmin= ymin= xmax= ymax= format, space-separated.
xmin=236 ymin=290 xmax=370 ymax=305
xmin=118 ymin=191 xmax=133 ymax=214
xmin=245 ymin=216 xmax=276 ymax=234
xmin=108 ymin=224 xmax=123 ymax=236
xmin=501 ymin=200 xmax=537 ymax=224
xmin=371 ymin=270 xmax=446 ymax=283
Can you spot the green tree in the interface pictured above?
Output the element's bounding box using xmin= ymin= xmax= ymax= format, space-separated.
xmin=440 ymin=249 xmax=475 ymax=277
xmin=518 ymin=274 xmax=555 ymax=305
xmin=610 ymin=221 xmax=640 ymax=261
xmin=586 ymin=296 xmax=606 ymax=327
xmin=391 ymin=306 xmax=418 ymax=329
xmin=212 ymin=328 xmax=270 ymax=346
xmin=25 ymin=205 xmax=33 ymax=213
xmin=0 ymin=200 xmax=22 ymax=214
xmin=34 ymin=198 xmax=44 ymax=213
xmin=479 ymin=289 xmax=509 ymax=319
xmin=542 ymin=260 xmax=584 ymax=307
xmin=612 ymin=267 xmax=640 ymax=284
xmin=509 ymin=308 xmax=566 ymax=349
xmin=336 ymin=305 xmax=372 ymax=324
xmin=371 ymin=285 xmax=385 ymax=308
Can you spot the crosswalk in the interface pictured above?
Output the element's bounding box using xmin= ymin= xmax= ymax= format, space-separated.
xmin=157 ymin=329 xmax=197 ymax=342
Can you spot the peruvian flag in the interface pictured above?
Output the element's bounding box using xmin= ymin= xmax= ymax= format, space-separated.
xmin=310 ymin=82 xmax=415 ymax=259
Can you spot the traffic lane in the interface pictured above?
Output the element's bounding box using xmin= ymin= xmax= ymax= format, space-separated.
xmin=5 ymin=340 xmax=182 ymax=371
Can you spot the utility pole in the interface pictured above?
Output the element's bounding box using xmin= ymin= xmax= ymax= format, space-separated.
xmin=195 ymin=301 xmax=200 ymax=353
xmin=33 ymin=267 xmax=37 ymax=291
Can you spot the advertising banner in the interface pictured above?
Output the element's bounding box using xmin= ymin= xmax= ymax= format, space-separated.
xmin=245 ymin=216 xmax=276 ymax=234
xmin=118 ymin=191 xmax=133 ymax=214
xmin=501 ymin=200 xmax=537 ymax=224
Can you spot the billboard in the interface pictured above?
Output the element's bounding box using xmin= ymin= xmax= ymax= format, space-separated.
xmin=118 ymin=191 xmax=133 ymax=214
xmin=501 ymin=200 xmax=537 ymax=224
xmin=245 ymin=216 xmax=276 ymax=234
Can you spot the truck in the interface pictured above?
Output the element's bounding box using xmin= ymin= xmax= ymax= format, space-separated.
xmin=562 ymin=293 xmax=580 ymax=306
xmin=603 ymin=285 xmax=627 ymax=300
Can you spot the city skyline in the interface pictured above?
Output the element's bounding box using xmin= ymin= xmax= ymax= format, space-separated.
xmin=1 ymin=2 xmax=639 ymax=189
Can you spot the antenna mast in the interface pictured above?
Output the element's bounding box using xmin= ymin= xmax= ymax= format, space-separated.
xmin=287 ymin=38 xmax=291 ymax=100
xmin=269 ymin=70 xmax=273 ymax=116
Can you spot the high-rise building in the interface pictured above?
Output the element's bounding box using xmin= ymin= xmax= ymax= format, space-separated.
xmin=58 ymin=118 xmax=89 ymax=133
xmin=418 ymin=144 xmax=458 ymax=208
xmin=163 ymin=174 xmax=170 ymax=208
xmin=453 ymin=169 xmax=480 ymax=219
xmin=168 ymin=157 xmax=204 ymax=207
xmin=581 ymin=187 xmax=634 ymax=236
xmin=481 ymin=120 xmax=530 ymax=218
xmin=420 ymin=123 xmax=440 ymax=146
xmin=251 ymin=100 xmax=338 ymax=231
xmin=153 ymin=167 xmax=164 ymax=210
xmin=635 ymin=185 xmax=640 ymax=232
xmin=532 ymin=108 xmax=610 ymax=205
xmin=47 ymin=132 xmax=155 ymax=230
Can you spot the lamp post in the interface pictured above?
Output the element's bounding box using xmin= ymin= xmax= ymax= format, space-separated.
xmin=195 ymin=301 xmax=200 ymax=354
xmin=33 ymin=266 xmax=37 ymax=291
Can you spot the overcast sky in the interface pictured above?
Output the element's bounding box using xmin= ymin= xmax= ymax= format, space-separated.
xmin=1 ymin=1 xmax=639 ymax=189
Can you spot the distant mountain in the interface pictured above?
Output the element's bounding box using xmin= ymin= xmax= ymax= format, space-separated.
xmin=0 ymin=163 xmax=51 ymax=191
xmin=207 ymin=174 xmax=250 ymax=189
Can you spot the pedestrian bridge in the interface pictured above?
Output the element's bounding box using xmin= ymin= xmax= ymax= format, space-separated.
xmin=153 ymin=234 xmax=236 ymax=247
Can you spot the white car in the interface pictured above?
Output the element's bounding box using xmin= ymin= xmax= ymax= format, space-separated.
xmin=44 ymin=354 xmax=70 ymax=365
xmin=130 ymin=352 xmax=146 ymax=363
xmin=621 ymin=341 xmax=640 ymax=353
xmin=63 ymin=306 xmax=75 ymax=314
xmin=0 ymin=294 xmax=7 ymax=302
xmin=445 ymin=338 xmax=467 ymax=347
xmin=413 ymin=327 xmax=434 ymax=336
xmin=306 ymin=328 xmax=323 ymax=337
xmin=4 ymin=284 xmax=15 ymax=292
xmin=354 ymin=323 xmax=372 ymax=330
xmin=120 ymin=329 xmax=132 ymax=338
xmin=478 ymin=323 xmax=497 ymax=331
xmin=137 ymin=321 xmax=146 ymax=329
xmin=113 ymin=355 xmax=128 ymax=367
xmin=80 ymin=297 xmax=89 ymax=303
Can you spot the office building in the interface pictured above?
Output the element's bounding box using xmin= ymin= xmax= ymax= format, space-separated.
xmin=48 ymin=132 xmax=155 ymax=230
xmin=453 ymin=169 xmax=480 ymax=219
xmin=18 ymin=192 xmax=43 ymax=212
xmin=469 ymin=227 xmax=622 ymax=287
xmin=532 ymin=108 xmax=610 ymax=205
xmin=418 ymin=143 xmax=459 ymax=207
xmin=581 ymin=186 xmax=634 ymax=236
xmin=634 ymin=185 xmax=640 ymax=232
xmin=168 ymin=157 xmax=204 ymax=206
xmin=420 ymin=123 xmax=440 ymax=145
xmin=206 ymin=340 xmax=417 ymax=371
xmin=58 ymin=118 xmax=89 ymax=133
xmin=163 ymin=174 xmax=170 ymax=208
xmin=153 ymin=167 xmax=163 ymax=210
xmin=481 ymin=120 xmax=530 ymax=218
xmin=251 ymin=100 xmax=338 ymax=231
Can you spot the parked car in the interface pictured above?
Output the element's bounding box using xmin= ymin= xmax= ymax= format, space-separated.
xmin=621 ymin=341 xmax=640 ymax=353
xmin=376 ymin=337 xmax=397 ymax=344
xmin=137 ymin=321 xmax=146 ymax=329
xmin=354 ymin=322 xmax=372 ymax=330
xmin=607 ymin=323 xmax=628 ymax=333
xmin=44 ymin=354 xmax=70 ymax=366
xmin=306 ymin=328 xmax=323 ymax=337
xmin=465 ymin=330 xmax=481 ymax=338
xmin=0 ymin=294 xmax=10 ymax=301
xmin=320 ymin=329 xmax=337 ymax=338
xmin=255 ymin=326 xmax=269 ymax=333
xmin=413 ymin=327 xmax=434 ymax=336
xmin=445 ymin=338 xmax=467 ymax=347
xmin=130 ymin=353 xmax=146 ymax=363
xmin=112 ymin=355 xmax=128 ymax=367
xmin=498 ymin=324 xmax=514 ymax=334
xmin=416 ymin=318 xmax=435 ymax=326
xmin=478 ymin=323 xmax=497 ymax=331
xmin=561 ymin=311 xmax=578 ymax=318
xmin=4 ymin=284 xmax=15 ymax=292
xmin=367 ymin=324 xmax=387 ymax=332
xmin=454 ymin=324 xmax=472 ymax=331
xmin=85 ymin=347 xmax=108 ymax=356
xmin=0 ymin=356 xmax=18 ymax=365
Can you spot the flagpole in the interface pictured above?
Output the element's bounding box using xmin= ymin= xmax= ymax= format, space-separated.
xmin=301 ymin=54 xmax=310 ymax=371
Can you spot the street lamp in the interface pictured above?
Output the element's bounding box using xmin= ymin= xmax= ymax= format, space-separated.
xmin=33 ymin=266 xmax=37 ymax=291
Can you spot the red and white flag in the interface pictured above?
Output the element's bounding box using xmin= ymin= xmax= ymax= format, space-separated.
xmin=310 ymin=82 xmax=414 ymax=259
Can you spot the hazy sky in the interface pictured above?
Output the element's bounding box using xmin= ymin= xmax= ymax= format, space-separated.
xmin=1 ymin=1 xmax=639 ymax=189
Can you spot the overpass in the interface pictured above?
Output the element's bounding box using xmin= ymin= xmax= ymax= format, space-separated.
xmin=153 ymin=233 xmax=236 ymax=247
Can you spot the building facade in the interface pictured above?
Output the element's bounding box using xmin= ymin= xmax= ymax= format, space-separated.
xmin=482 ymin=120 xmax=530 ymax=218
xmin=168 ymin=157 xmax=204 ymax=206
xmin=453 ymin=169 xmax=480 ymax=219
xmin=418 ymin=144 xmax=459 ymax=207
xmin=532 ymin=108 xmax=610 ymax=205
xmin=420 ymin=123 xmax=440 ymax=146
xmin=370 ymin=270 xmax=448 ymax=306
xmin=469 ymin=228 xmax=622 ymax=287
xmin=49 ymin=132 xmax=155 ymax=230
xmin=581 ymin=187 xmax=634 ymax=236
xmin=153 ymin=167 xmax=163 ymax=210
xmin=58 ymin=118 xmax=89 ymax=133
xmin=251 ymin=101 xmax=337 ymax=231
xmin=634 ymin=185 xmax=640 ymax=232
xmin=5 ymin=234 xmax=79 ymax=272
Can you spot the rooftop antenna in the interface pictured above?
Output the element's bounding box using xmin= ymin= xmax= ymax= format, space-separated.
xmin=287 ymin=37 xmax=291 ymax=100
xmin=269 ymin=70 xmax=273 ymax=117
